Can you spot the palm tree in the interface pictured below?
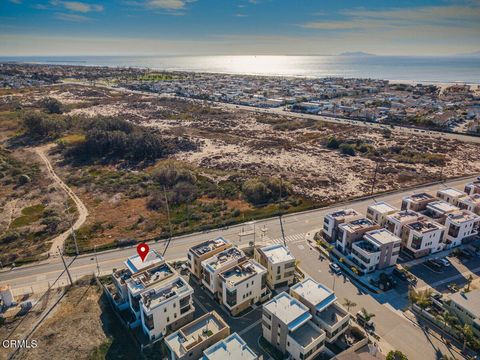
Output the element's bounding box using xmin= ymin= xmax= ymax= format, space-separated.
xmin=417 ymin=289 xmax=433 ymax=310
xmin=456 ymin=323 xmax=474 ymax=352
xmin=436 ymin=310 xmax=455 ymax=329
xmin=408 ymin=286 xmax=418 ymax=306
xmin=361 ymin=307 xmax=375 ymax=322
xmin=466 ymin=275 xmax=473 ymax=292
xmin=343 ymin=298 xmax=357 ymax=312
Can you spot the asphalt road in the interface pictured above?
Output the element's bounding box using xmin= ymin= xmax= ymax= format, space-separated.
xmin=1 ymin=176 xmax=477 ymax=293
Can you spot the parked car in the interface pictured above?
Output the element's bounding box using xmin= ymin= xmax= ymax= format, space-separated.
xmin=329 ymin=263 xmax=342 ymax=274
xmin=356 ymin=311 xmax=375 ymax=331
xmin=447 ymin=283 xmax=459 ymax=293
xmin=436 ymin=258 xmax=451 ymax=267
xmin=426 ymin=260 xmax=443 ymax=271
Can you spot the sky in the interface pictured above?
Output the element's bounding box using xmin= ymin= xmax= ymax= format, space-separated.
xmin=1 ymin=0 xmax=479 ymax=56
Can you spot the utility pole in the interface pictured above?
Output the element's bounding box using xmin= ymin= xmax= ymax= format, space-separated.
xmin=94 ymin=245 xmax=100 ymax=276
xmin=332 ymin=273 xmax=336 ymax=291
xmin=64 ymin=201 xmax=79 ymax=256
xmin=279 ymin=216 xmax=287 ymax=247
xmin=370 ymin=159 xmax=380 ymax=196
xmin=162 ymin=185 xmax=174 ymax=257
xmin=58 ymin=246 xmax=73 ymax=286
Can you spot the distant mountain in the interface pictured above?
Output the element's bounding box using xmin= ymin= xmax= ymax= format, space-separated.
xmin=339 ymin=51 xmax=375 ymax=57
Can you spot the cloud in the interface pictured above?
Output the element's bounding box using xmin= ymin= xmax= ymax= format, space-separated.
xmin=145 ymin=0 xmax=194 ymax=10
xmin=50 ymin=1 xmax=104 ymax=13
xmin=9 ymin=0 xmax=22 ymax=4
xmin=55 ymin=12 xmax=90 ymax=21
xmin=235 ymin=13 xmax=247 ymax=17
xmin=302 ymin=5 xmax=480 ymax=31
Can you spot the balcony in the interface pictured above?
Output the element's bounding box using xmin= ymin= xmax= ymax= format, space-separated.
xmin=315 ymin=303 xmax=350 ymax=342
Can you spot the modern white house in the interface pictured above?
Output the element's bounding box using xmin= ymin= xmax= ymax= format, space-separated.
xmin=443 ymin=210 xmax=480 ymax=248
xmin=464 ymin=181 xmax=480 ymax=196
xmin=400 ymin=219 xmax=445 ymax=258
xmin=336 ymin=218 xmax=380 ymax=254
xmin=385 ymin=210 xmax=423 ymax=237
xmin=219 ymin=260 xmax=268 ymax=315
xmin=322 ymin=209 xmax=362 ymax=242
xmin=188 ymin=237 xmax=232 ymax=279
xmin=202 ymin=247 xmax=247 ymax=298
xmin=457 ymin=194 xmax=480 ymax=215
xmin=164 ymin=311 xmax=230 ymax=360
xmin=140 ymin=276 xmax=195 ymax=341
xmin=254 ymin=244 xmax=296 ymax=289
xmin=349 ymin=229 xmax=401 ymax=273
xmin=290 ymin=278 xmax=350 ymax=343
xmin=262 ymin=292 xmax=326 ymax=360
xmin=401 ymin=192 xmax=437 ymax=212
xmin=366 ymin=202 xmax=398 ymax=226
xmin=436 ymin=188 xmax=468 ymax=206
xmin=202 ymin=333 xmax=258 ymax=360
xmin=426 ymin=201 xmax=461 ymax=224
xmin=444 ymin=289 xmax=480 ymax=338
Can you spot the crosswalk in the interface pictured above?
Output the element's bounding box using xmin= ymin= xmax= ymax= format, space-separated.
xmin=262 ymin=233 xmax=306 ymax=245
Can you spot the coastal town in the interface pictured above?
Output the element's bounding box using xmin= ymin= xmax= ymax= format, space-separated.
xmin=1 ymin=63 xmax=480 ymax=134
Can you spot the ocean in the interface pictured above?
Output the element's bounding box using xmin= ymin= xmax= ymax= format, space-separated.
xmin=1 ymin=55 xmax=480 ymax=84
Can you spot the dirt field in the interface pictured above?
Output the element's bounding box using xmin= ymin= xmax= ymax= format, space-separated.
xmin=9 ymin=279 xmax=139 ymax=360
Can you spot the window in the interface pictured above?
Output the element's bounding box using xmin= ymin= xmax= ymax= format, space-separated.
xmin=226 ymin=289 xmax=237 ymax=307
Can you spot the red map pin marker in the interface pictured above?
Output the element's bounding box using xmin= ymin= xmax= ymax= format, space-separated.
xmin=137 ymin=242 xmax=149 ymax=262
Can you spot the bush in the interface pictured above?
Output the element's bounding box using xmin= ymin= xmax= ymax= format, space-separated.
xmin=386 ymin=350 xmax=408 ymax=360
xmin=339 ymin=143 xmax=356 ymax=156
xmin=41 ymin=97 xmax=63 ymax=114
xmin=326 ymin=136 xmax=340 ymax=149
xmin=242 ymin=177 xmax=291 ymax=205
xmin=23 ymin=113 xmax=66 ymax=139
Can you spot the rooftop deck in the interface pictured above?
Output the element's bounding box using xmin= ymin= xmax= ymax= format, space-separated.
xmin=341 ymin=218 xmax=376 ymax=233
xmin=127 ymin=262 xmax=175 ymax=295
xmin=220 ymin=260 xmax=265 ymax=287
xmin=406 ymin=220 xmax=442 ymax=233
xmin=427 ymin=200 xmax=460 ymax=214
xmin=317 ymin=303 xmax=349 ymax=327
xmin=328 ymin=208 xmax=360 ymax=220
xmin=141 ymin=276 xmax=191 ymax=310
xmin=125 ymin=250 xmax=164 ymax=274
xmin=365 ymin=228 xmax=401 ymax=245
xmin=202 ymin=333 xmax=257 ymax=360
xmin=289 ymin=321 xmax=325 ymax=348
xmin=204 ymin=247 xmax=246 ymax=272
xmin=258 ymin=244 xmax=295 ymax=264
xmin=388 ymin=210 xmax=421 ymax=223
xmin=368 ymin=202 xmax=397 ymax=214
xmin=190 ymin=237 xmax=230 ymax=257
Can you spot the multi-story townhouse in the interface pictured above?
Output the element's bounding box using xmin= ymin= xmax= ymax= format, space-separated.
xmin=202 ymin=333 xmax=258 ymax=360
xmin=140 ymin=276 xmax=195 ymax=341
xmin=322 ymin=209 xmax=362 ymax=242
xmin=464 ymin=181 xmax=480 ymax=196
xmin=187 ymin=237 xmax=231 ymax=279
xmin=401 ymin=219 xmax=445 ymax=258
xmin=426 ymin=201 xmax=461 ymax=224
xmin=262 ymin=292 xmax=326 ymax=360
xmin=336 ymin=218 xmax=380 ymax=254
xmin=290 ymin=278 xmax=350 ymax=343
xmin=350 ymin=229 xmax=401 ymax=272
xmin=401 ymin=193 xmax=437 ymax=212
xmin=437 ymin=188 xmax=468 ymax=206
xmin=254 ymin=244 xmax=296 ymax=289
xmin=444 ymin=289 xmax=480 ymax=338
xmin=385 ymin=210 xmax=423 ymax=237
xmin=457 ymin=194 xmax=480 ymax=215
xmin=202 ymin=247 xmax=247 ymax=299
xmin=444 ymin=210 xmax=480 ymax=248
xmin=219 ymin=260 xmax=268 ymax=315
xmin=164 ymin=311 xmax=230 ymax=360
xmin=366 ymin=202 xmax=398 ymax=226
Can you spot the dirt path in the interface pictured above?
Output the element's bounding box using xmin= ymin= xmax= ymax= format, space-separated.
xmin=0 ymin=199 xmax=17 ymax=234
xmin=34 ymin=145 xmax=88 ymax=257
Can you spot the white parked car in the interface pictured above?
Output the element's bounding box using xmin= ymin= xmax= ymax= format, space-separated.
xmin=437 ymin=258 xmax=451 ymax=267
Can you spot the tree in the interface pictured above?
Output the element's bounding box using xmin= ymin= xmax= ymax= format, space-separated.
xmin=42 ymin=97 xmax=63 ymax=114
xmin=343 ymin=298 xmax=357 ymax=312
xmin=386 ymin=350 xmax=408 ymax=360
xmin=456 ymin=323 xmax=474 ymax=352
xmin=466 ymin=275 xmax=473 ymax=292
xmin=436 ymin=310 xmax=456 ymax=329
xmin=360 ymin=307 xmax=375 ymax=322
xmin=339 ymin=143 xmax=356 ymax=156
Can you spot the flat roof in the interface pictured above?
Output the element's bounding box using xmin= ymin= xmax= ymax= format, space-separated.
xmin=327 ymin=208 xmax=360 ymax=220
xmin=203 ymin=247 xmax=245 ymax=272
xmin=447 ymin=289 xmax=480 ymax=318
xmin=290 ymin=278 xmax=336 ymax=312
xmin=165 ymin=311 xmax=228 ymax=357
xmin=406 ymin=220 xmax=442 ymax=233
xmin=438 ymin=187 xmax=466 ymax=198
xmin=446 ymin=210 xmax=480 ymax=224
xmin=368 ymin=202 xmax=397 ymax=215
xmin=427 ymin=201 xmax=460 ymax=214
xmin=220 ymin=260 xmax=266 ymax=286
xmin=289 ymin=321 xmax=324 ymax=348
xmin=141 ymin=276 xmax=191 ymax=310
xmin=263 ymin=292 xmax=311 ymax=331
xmin=388 ymin=210 xmax=421 ymax=223
xmin=125 ymin=249 xmax=164 ymax=274
xmin=203 ymin=333 xmax=257 ymax=360
xmin=127 ymin=262 xmax=175 ymax=295
xmin=365 ymin=229 xmax=401 ymax=245
xmin=340 ymin=218 xmax=376 ymax=232
xmin=190 ymin=237 xmax=230 ymax=257
xmin=258 ymin=244 xmax=295 ymax=264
